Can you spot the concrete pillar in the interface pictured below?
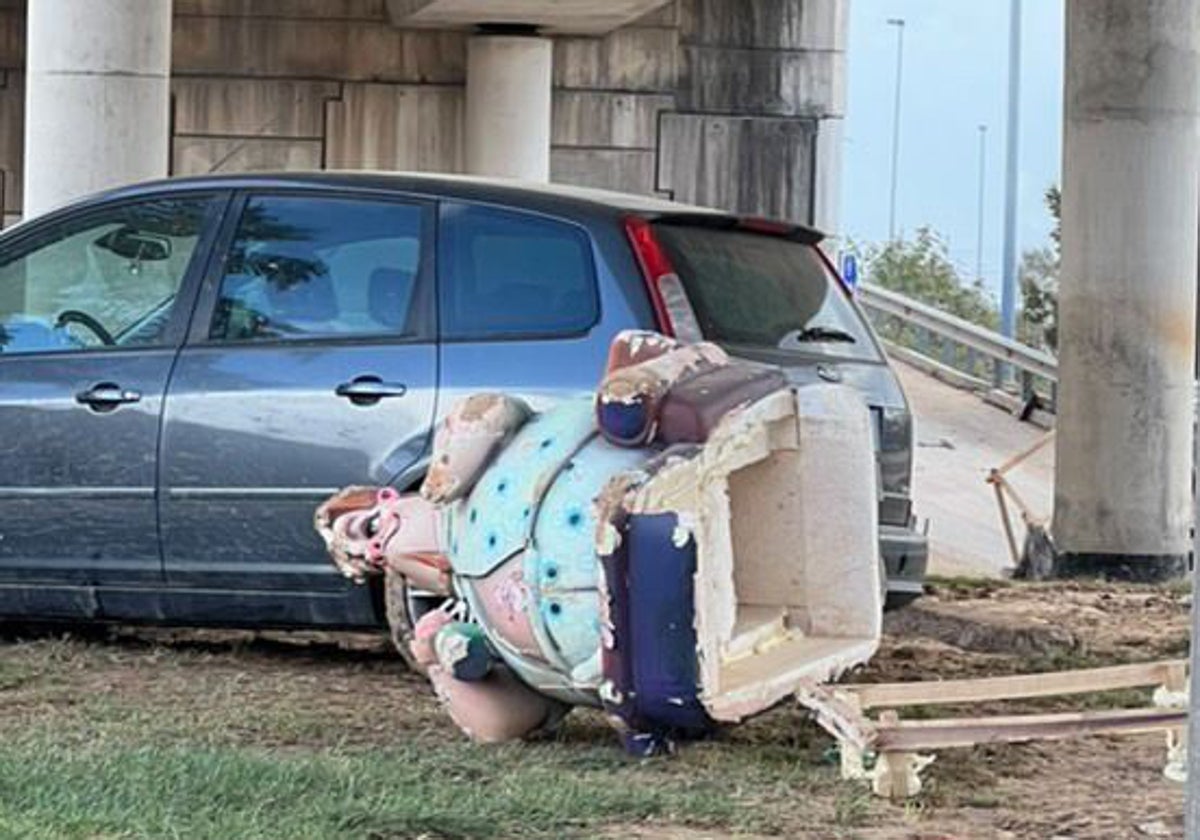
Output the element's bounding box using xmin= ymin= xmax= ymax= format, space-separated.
xmin=813 ymin=0 xmax=849 ymax=234
xmin=1051 ymin=0 xmax=1200 ymax=581
xmin=23 ymin=0 xmax=172 ymax=218
xmin=465 ymin=30 xmax=552 ymax=182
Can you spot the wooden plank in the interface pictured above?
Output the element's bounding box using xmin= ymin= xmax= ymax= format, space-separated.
xmin=992 ymin=431 xmax=1056 ymax=477
xmin=847 ymin=660 xmax=1186 ymax=710
xmin=875 ymin=706 xmax=1187 ymax=752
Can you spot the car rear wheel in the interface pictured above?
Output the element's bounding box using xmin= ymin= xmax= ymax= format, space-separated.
xmin=384 ymin=569 xmax=429 ymax=673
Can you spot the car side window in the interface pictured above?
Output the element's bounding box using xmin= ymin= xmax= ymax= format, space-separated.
xmin=210 ymin=195 xmax=427 ymax=343
xmin=0 ymin=197 xmax=216 ymax=354
xmin=439 ymin=203 xmax=599 ymax=340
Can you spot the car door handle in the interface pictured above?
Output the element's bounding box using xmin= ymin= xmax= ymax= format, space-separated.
xmin=336 ymin=376 xmax=408 ymax=405
xmin=76 ymin=383 xmax=142 ymax=410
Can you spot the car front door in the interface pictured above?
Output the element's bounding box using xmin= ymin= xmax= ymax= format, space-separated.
xmin=160 ymin=191 xmax=438 ymax=595
xmin=0 ymin=193 xmax=225 ymax=592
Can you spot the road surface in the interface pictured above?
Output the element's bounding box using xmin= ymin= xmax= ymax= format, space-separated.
xmin=895 ymin=361 xmax=1054 ymax=579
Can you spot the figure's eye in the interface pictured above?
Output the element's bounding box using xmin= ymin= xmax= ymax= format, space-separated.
xmin=363 ymin=512 xmax=381 ymax=539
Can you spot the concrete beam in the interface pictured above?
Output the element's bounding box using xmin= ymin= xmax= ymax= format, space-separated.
xmin=386 ymin=0 xmax=675 ymax=35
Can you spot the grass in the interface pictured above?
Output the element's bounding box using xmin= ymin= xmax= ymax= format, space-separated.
xmin=2 ymin=577 xmax=1183 ymax=839
xmin=0 ymin=737 xmax=748 ymax=840
xmin=0 ymin=630 xmax=867 ymax=840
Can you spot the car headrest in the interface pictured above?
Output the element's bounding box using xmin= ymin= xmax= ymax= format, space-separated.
xmin=369 ymin=267 xmax=414 ymax=330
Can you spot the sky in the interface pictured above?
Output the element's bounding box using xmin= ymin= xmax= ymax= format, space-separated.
xmin=840 ymin=0 xmax=1065 ymax=297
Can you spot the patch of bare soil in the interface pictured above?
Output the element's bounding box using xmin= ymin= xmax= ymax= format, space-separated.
xmin=852 ymin=580 xmax=1191 ymax=839
xmin=0 ymin=579 xmax=1190 ymax=839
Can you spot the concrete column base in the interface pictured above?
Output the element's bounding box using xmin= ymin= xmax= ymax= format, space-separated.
xmin=1054 ymin=553 xmax=1189 ymax=584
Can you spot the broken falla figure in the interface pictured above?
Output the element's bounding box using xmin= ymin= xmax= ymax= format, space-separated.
xmin=315 ymin=330 xmax=883 ymax=755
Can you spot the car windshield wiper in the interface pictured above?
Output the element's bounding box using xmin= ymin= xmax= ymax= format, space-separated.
xmin=790 ymin=325 xmax=858 ymax=344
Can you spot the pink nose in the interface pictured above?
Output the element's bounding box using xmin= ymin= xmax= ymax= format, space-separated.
xmin=377 ymin=487 xmax=399 ymax=503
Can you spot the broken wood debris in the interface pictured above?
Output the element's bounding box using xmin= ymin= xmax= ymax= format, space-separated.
xmin=814 ymin=658 xmax=1189 ymax=799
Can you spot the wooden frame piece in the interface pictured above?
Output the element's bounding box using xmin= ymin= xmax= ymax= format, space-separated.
xmin=805 ymin=659 xmax=1190 ymax=800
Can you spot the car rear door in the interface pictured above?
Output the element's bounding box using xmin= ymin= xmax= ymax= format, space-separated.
xmin=160 ymin=190 xmax=438 ymax=594
xmin=0 ymin=193 xmax=225 ymax=593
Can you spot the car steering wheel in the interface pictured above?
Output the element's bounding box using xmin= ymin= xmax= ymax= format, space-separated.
xmin=56 ymin=310 xmax=116 ymax=346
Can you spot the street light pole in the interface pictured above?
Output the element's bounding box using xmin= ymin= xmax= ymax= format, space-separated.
xmin=1000 ymin=0 xmax=1022 ymax=340
xmin=887 ymin=17 xmax=906 ymax=242
xmin=976 ymin=124 xmax=988 ymax=283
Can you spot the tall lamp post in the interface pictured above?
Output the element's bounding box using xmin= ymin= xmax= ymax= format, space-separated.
xmin=1000 ymin=0 xmax=1022 ymax=340
xmin=976 ymin=124 xmax=988 ymax=283
xmin=887 ymin=17 xmax=906 ymax=242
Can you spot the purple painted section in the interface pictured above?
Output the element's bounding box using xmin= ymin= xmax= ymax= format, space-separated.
xmin=601 ymin=508 xmax=714 ymax=755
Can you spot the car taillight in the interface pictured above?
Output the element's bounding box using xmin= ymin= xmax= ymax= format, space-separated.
xmin=624 ymin=216 xmax=703 ymax=343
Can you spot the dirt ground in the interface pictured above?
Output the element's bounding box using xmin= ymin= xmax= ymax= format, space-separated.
xmin=0 ymin=578 xmax=1190 ymax=839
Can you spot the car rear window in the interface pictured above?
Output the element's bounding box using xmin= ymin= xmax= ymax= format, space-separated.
xmin=652 ymin=224 xmax=880 ymax=362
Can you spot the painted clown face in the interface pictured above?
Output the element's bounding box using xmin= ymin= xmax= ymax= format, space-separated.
xmin=315 ymin=485 xmax=449 ymax=593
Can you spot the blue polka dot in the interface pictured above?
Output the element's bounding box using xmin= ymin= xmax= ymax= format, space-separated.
xmin=549 ymin=603 xmax=562 ymax=616
xmin=568 ymin=511 xmax=584 ymax=528
xmin=487 ymin=534 xmax=498 ymax=549
xmin=540 ymin=438 xmax=554 ymax=449
xmin=469 ymin=509 xmax=478 ymax=524
xmin=545 ymin=565 xmax=558 ymax=580
xmin=497 ymin=480 xmax=508 ymax=494
xmin=523 ymin=507 xmax=532 ymax=519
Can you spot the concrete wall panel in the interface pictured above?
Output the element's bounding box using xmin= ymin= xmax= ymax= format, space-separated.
xmin=0 ymin=69 xmax=21 ymax=215
xmin=679 ymin=46 xmax=843 ymax=117
xmin=0 ymin=4 xmax=21 ymax=69
xmin=552 ymin=91 xmax=673 ymax=149
xmin=553 ymin=27 xmax=678 ymax=92
xmin=634 ymin=0 xmax=681 ymax=28
xmin=658 ymin=113 xmax=816 ymax=220
xmin=325 ymin=83 xmax=464 ymax=172
xmin=172 ymin=16 xmax=466 ymax=83
xmin=551 ymin=148 xmax=657 ymax=195
xmin=680 ymin=0 xmax=844 ymax=50
xmin=173 ymin=136 xmax=323 ymax=176
xmin=173 ymin=78 xmax=342 ymax=138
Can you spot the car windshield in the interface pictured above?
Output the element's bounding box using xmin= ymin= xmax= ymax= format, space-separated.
xmin=653 ymin=223 xmax=881 ymax=363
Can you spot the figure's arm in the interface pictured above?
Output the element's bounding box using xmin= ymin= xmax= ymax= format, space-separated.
xmin=421 ymin=393 xmax=532 ymax=503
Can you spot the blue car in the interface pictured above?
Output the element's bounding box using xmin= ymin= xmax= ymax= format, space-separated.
xmin=0 ymin=172 xmax=925 ymax=647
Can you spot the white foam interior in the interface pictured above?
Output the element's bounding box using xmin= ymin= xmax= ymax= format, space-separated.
xmin=635 ymin=385 xmax=883 ymax=722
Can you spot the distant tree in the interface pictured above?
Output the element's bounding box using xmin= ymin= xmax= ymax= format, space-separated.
xmin=858 ymin=227 xmax=1000 ymax=330
xmin=1018 ymin=187 xmax=1061 ymax=352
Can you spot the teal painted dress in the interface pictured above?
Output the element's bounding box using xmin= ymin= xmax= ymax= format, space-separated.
xmin=447 ymin=397 xmax=645 ymax=703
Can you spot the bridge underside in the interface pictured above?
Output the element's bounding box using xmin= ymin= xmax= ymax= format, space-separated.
xmin=385 ymin=0 xmax=675 ymax=34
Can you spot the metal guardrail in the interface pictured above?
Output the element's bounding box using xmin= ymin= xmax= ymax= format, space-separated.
xmin=856 ymin=283 xmax=1059 ymax=410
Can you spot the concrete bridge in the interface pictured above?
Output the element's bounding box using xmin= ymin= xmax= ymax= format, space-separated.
xmin=0 ymin=0 xmax=846 ymax=230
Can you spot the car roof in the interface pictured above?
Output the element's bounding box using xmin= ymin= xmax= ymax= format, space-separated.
xmin=30 ymin=170 xmax=826 ymax=242
xmin=97 ymin=170 xmax=716 ymax=216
